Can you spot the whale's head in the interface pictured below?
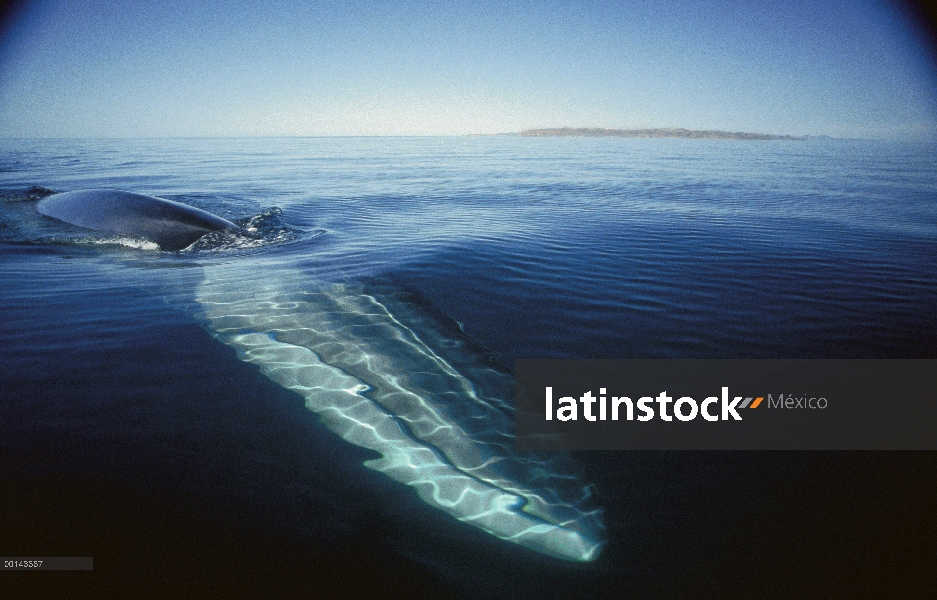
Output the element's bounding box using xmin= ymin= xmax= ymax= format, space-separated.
xmin=37 ymin=189 xmax=244 ymax=251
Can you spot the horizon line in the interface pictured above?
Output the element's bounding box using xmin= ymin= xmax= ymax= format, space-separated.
xmin=0 ymin=132 xmax=866 ymax=141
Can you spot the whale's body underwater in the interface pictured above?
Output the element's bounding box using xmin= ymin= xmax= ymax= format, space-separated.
xmin=36 ymin=189 xmax=605 ymax=561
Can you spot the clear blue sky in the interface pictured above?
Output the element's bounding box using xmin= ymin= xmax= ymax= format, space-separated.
xmin=1 ymin=0 xmax=935 ymax=138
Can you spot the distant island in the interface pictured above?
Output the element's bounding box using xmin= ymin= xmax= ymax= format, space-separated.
xmin=514 ymin=127 xmax=806 ymax=141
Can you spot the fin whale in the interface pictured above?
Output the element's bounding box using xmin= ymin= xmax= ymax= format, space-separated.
xmin=37 ymin=189 xmax=243 ymax=251
xmin=35 ymin=189 xmax=606 ymax=561
xmin=196 ymin=266 xmax=605 ymax=561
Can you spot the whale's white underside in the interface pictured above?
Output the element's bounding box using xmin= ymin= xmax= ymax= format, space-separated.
xmin=195 ymin=263 xmax=605 ymax=561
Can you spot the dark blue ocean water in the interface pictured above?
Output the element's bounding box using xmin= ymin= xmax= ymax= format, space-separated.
xmin=1 ymin=137 xmax=936 ymax=598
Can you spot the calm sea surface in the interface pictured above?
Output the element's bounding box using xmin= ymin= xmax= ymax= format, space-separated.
xmin=1 ymin=137 xmax=935 ymax=598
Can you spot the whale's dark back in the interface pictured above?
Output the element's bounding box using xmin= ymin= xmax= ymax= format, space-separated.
xmin=37 ymin=189 xmax=242 ymax=251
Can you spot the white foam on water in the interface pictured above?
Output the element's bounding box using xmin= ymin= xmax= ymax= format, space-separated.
xmin=88 ymin=236 xmax=161 ymax=251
